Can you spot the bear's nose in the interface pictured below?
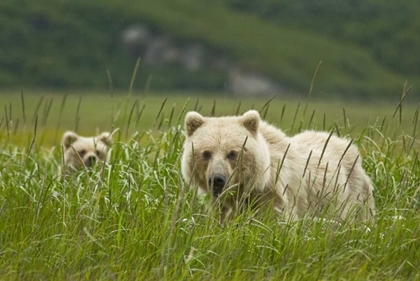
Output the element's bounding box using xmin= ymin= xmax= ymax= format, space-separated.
xmin=85 ymin=155 xmax=97 ymax=167
xmin=208 ymin=173 xmax=226 ymax=197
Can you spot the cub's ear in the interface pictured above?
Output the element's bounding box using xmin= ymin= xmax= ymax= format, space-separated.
xmin=98 ymin=132 xmax=113 ymax=146
xmin=62 ymin=131 xmax=78 ymax=149
xmin=241 ymin=110 xmax=260 ymax=135
xmin=185 ymin=111 xmax=205 ymax=137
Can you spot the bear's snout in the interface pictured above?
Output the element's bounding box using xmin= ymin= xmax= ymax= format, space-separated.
xmin=85 ymin=155 xmax=97 ymax=167
xmin=208 ymin=173 xmax=226 ymax=197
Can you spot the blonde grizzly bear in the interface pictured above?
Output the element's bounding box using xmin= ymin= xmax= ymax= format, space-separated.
xmin=61 ymin=131 xmax=112 ymax=174
xmin=181 ymin=110 xmax=375 ymax=223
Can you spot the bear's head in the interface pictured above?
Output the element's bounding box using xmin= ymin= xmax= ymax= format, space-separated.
xmin=62 ymin=131 xmax=112 ymax=173
xmin=182 ymin=110 xmax=271 ymax=203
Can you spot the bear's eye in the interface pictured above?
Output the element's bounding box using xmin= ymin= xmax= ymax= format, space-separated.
xmin=202 ymin=151 xmax=211 ymax=161
xmin=96 ymin=150 xmax=101 ymax=157
xmin=227 ymin=150 xmax=238 ymax=161
xmin=79 ymin=149 xmax=87 ymax=157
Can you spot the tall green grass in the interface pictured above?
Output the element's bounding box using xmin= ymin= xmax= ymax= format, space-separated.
xmin=1 ymin=90 xmax=418 ymax=145
xmin=0 ymin=91 xmax=419 ymax=280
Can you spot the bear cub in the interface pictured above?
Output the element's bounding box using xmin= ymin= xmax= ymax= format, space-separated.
xmin=181 ymin=110 xmax=375 ymax=223
xmin=61 ymin=131 xmax=112 ymax=173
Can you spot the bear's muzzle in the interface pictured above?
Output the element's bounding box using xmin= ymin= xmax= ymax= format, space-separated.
xmin=208 ymin=173 xmax=226 ymax=197
xmin=84 ymin=155 xmax=97 ymax=167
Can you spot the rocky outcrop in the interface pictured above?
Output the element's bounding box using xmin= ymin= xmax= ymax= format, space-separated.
xmin=122 ymin=25 xmax=282 ymax=96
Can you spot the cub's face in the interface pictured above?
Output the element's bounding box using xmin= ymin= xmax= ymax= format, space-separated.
xmin=182 ymin=110 xmax=270 ymax=199
xmin=62 ymin=131 xmax=112 ymax=172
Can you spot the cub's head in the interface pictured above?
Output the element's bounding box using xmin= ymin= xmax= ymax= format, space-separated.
xmin=181 ymin=110 xmax=270 ymax=201
xmin=62 ymin=131 xmax=112 ymax=173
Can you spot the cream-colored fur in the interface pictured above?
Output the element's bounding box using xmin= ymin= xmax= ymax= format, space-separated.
xmin=61 ymin=131 xmax=112 ymax=174
xmin=181 ymin=110 xmax=375 ymax=223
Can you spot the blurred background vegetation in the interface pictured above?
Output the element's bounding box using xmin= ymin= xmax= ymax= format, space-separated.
xmin=1 ymin=0 xmax=419 ymax=100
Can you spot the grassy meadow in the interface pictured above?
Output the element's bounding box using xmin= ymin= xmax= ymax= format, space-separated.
xmin=0 ymin=90 xmax=419 ymax=280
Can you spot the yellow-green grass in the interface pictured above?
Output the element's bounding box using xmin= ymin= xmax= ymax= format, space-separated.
xmin=0 ymin=90 xmax=419 ymax=280
xmin=1 ymin=90 xmax=418 ymax=148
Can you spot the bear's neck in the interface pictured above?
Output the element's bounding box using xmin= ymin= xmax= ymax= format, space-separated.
xmin=259 ymin=121 xmax=290 ymax=150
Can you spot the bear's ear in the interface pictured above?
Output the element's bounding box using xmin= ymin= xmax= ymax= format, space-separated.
xmin=98 ymin=132 xmax=113 ymax=146
xmin=241 ymin=110 xmax=260 ymax=135
xmin=62 ymin=131 xmax=78 ymax=149
xmin=185 ymin=111 xmax=205 ymax=137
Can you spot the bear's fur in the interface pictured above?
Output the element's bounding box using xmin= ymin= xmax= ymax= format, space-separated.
xmin=61 ymin=131 xmax=112 ymax=173
xmin=181 ymin=110 xmax=375 ymax=223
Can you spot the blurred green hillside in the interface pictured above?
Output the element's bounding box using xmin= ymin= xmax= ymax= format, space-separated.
xmin=225 ymin=0 xmax=420 ymax=77
xmin=1 ymin=0 xmax=418 ymax=99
